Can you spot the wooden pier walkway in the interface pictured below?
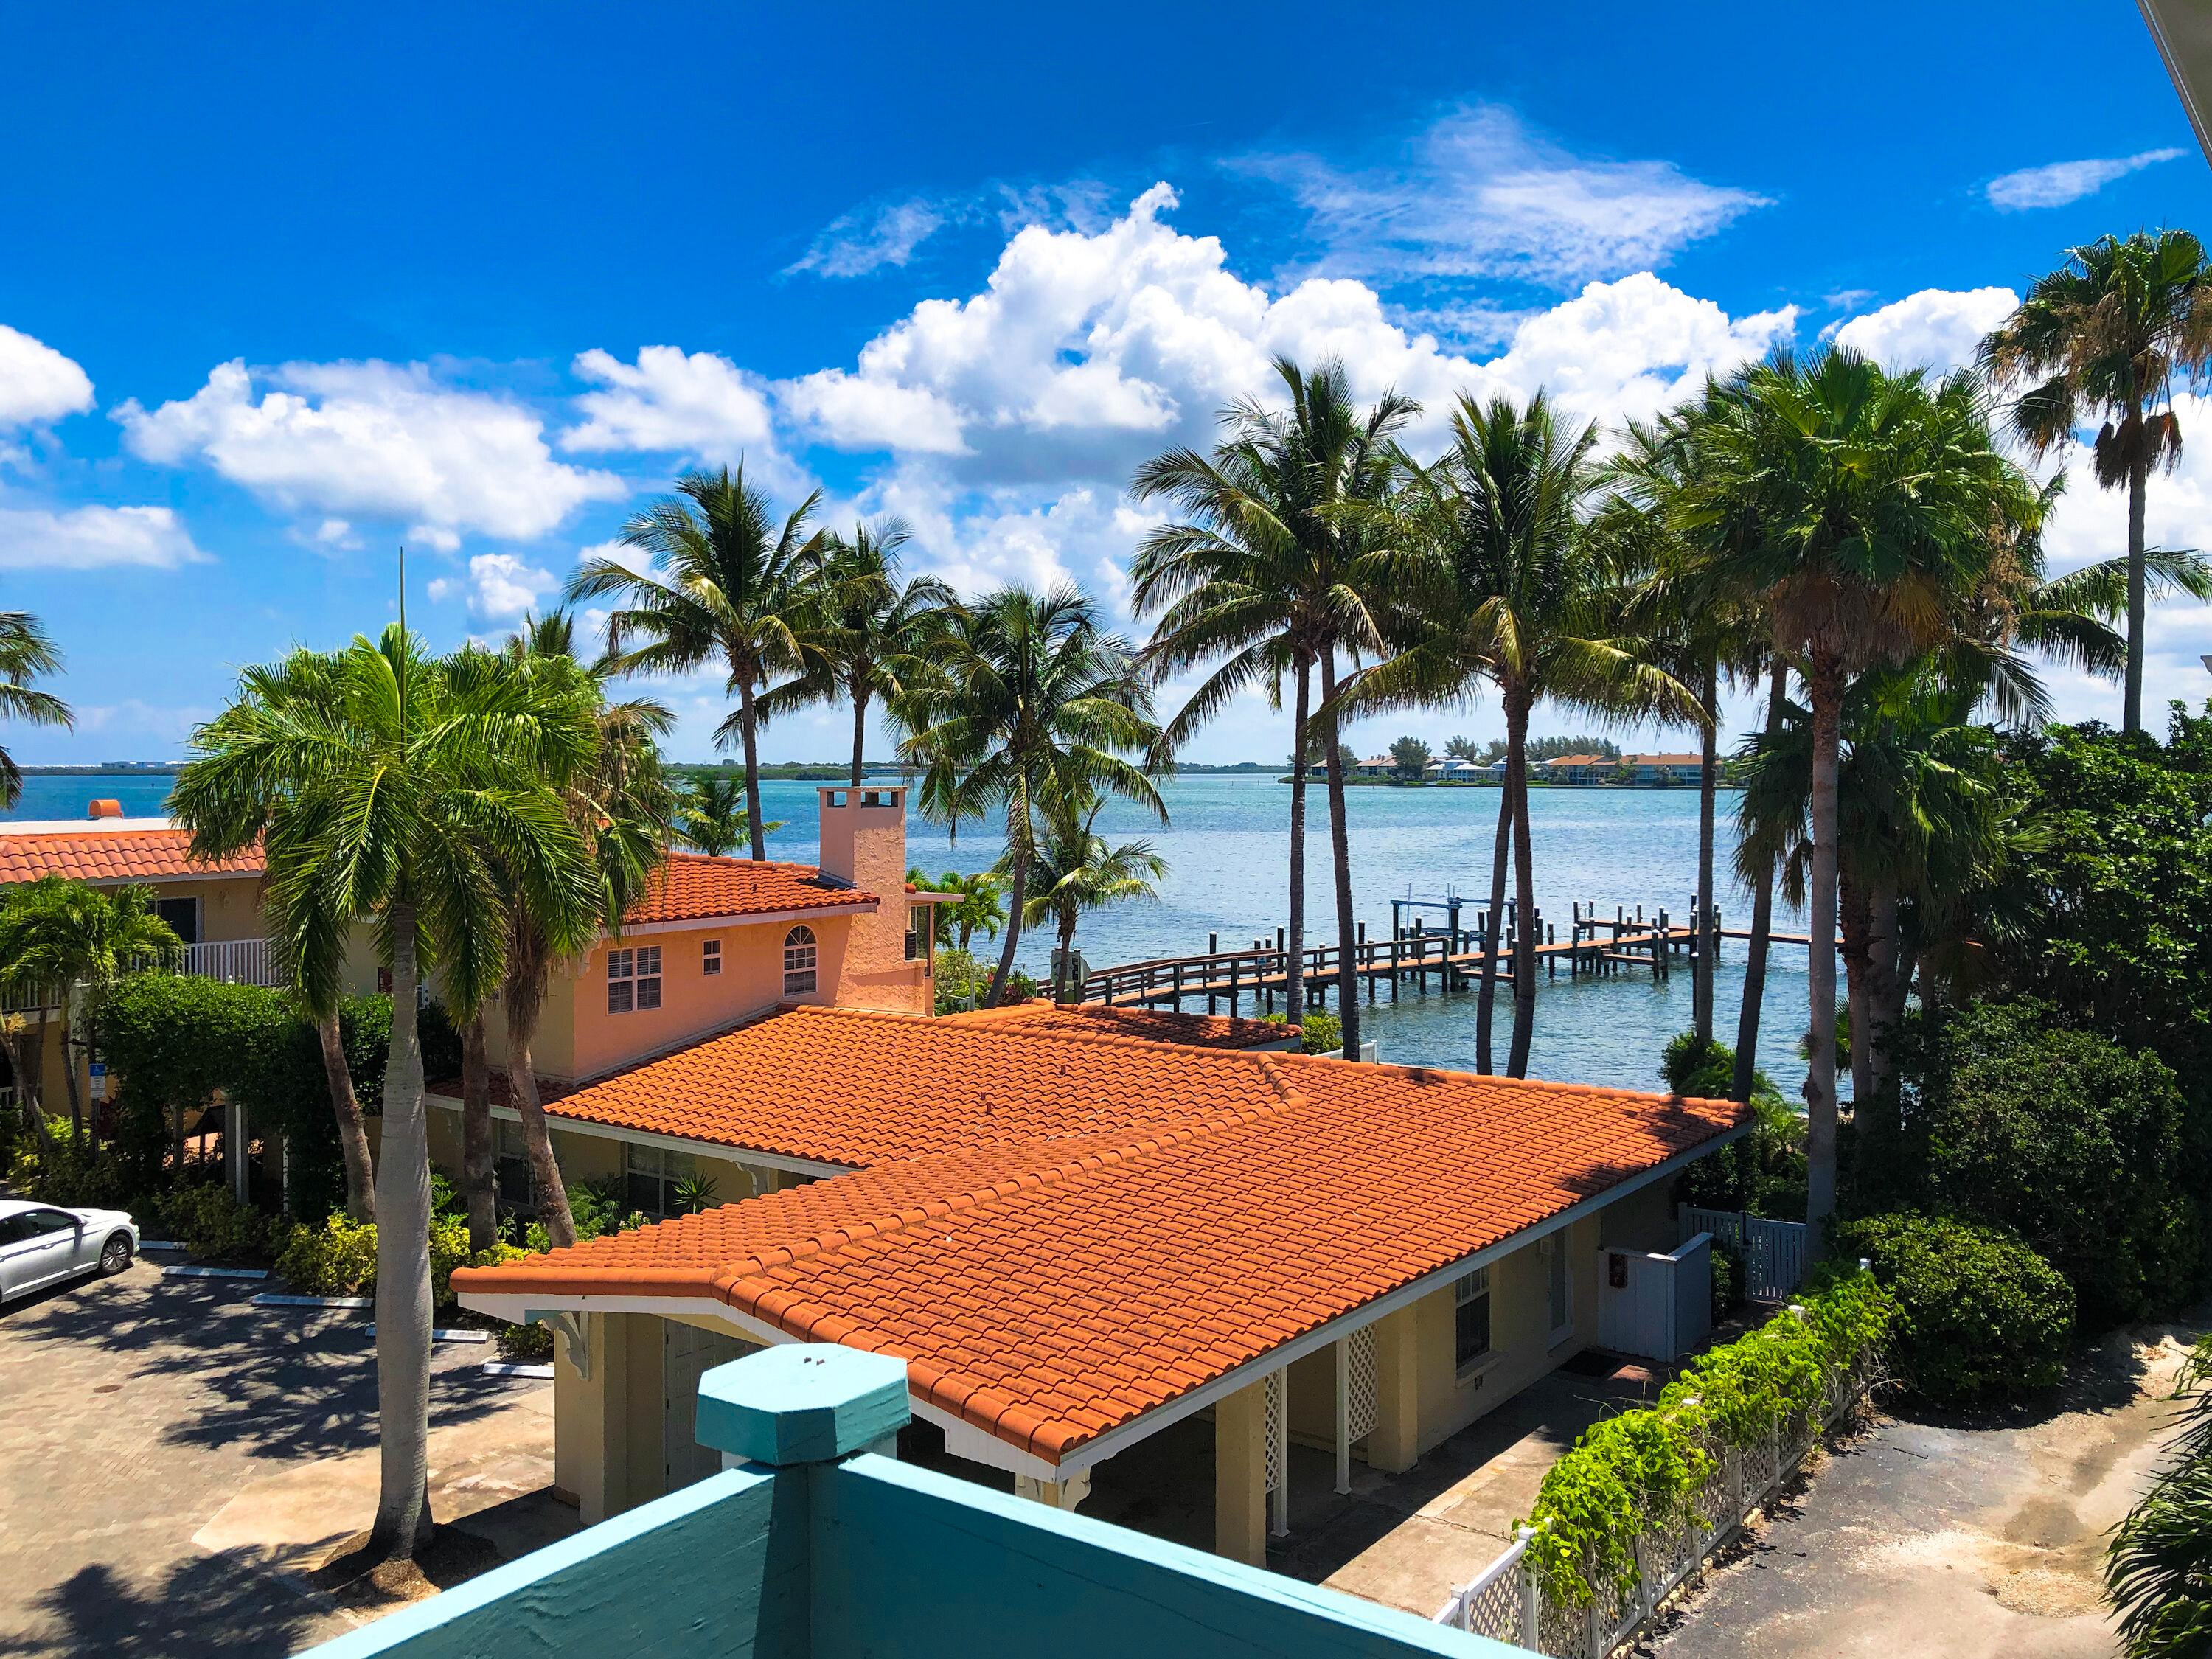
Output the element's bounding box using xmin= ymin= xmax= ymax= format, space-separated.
xmin=1077 ymin=901 xmax=1818 ymax=1016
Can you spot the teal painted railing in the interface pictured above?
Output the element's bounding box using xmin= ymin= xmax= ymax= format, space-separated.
xmin=300 ymin=1343 xmax=1524 ymax=1659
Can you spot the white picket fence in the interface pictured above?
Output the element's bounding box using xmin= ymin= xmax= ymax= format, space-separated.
xmin=1678 ymin=1205 xmax=1807 ymax=1302
xmin=1436 ymin=1347 xmax=1871 ymax=1657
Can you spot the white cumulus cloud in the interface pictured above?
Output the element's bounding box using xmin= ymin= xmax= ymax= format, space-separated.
xmin=0 ymin=325 xmax=95 ymax=429
xmin=1237 ymin=105 xmax=1769 ymax=290
xmin=1986 ymin=149 xmax=2185 ymax=211
xmin=1828 ymin=286 xmax=2019 ymax=372
xmin=788 ymin=198 xmax=950 ymax=279
xmin=115 ymin=358 xmax=624 ymax=547
xmin=428 ymin=552 xmax=557 ymax=619
xmin=0 ymin=503 xmax=207 ymax=569
xmin=563 ymin=346 xmax=777 ymax=462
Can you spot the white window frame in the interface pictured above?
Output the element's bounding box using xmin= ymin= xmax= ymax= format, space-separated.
xmin=1453 ymin=1265 xmax=1495 ymax=1380
xmin=782 ymin=925 xmax=818 ymax=995
xmin=625 ymin=1141 xmax=696 ymax=1220
xmin=702 ymin=938 xmax=721 ymax=977
xmin=608 ymin=945 xmax=663 ymax=1013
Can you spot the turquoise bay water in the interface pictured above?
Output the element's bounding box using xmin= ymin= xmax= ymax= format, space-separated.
xmin=4 ymin=770 xmax=1816 ymax=1096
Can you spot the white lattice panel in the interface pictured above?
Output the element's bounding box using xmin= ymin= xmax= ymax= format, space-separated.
xmin=1262 ymin=1368 xmax=1285 ymax=1492
xmin=1347 ymin=1324 xmax=1380 ymax=1441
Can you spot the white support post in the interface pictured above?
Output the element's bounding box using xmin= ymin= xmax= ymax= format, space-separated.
xmin=227 ymin=1099 xmax=249 ymax=1203
xmin=1334 ymin=1336 xmax=1353 ymax=1495
xmin=1517 ymin=1534 xmax=1542 ymax=1649
xmin=1269 ymin=1367 xmax=1290 ymax=1537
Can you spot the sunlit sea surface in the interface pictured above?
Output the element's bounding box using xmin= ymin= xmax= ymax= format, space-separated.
xmin=7 ymin=771 xmax=1818 ymax=1096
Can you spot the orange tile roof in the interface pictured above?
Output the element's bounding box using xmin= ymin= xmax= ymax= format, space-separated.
xmin=626 ymin=852 xmax=880 ymax=925
xmin=457 ymin=1018 xmax=1745 ymax=1467
xmin=0 ymin=827 xmax=264 ymax=886
xmin=942 ymin=999 xmax=1294 ymax=1051
xmin=538 ymin=1004 xmax=1295 ymax=1166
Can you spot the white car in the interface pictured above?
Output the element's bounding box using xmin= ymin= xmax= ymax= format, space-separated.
xmin=0 ymin=1197 xmax=138 ymax=1303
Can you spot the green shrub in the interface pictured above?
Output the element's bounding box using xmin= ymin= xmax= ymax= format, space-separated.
xmin=1861 ymin=1001 xmax=2197 ymax=1329
xmin=1837 ymin=1211 xmax=2072 ymax=1405
xmin=1663 ymin=1031 xmax=1806 ymax=1220
xmin=1262 ymin=1009 xmax=1343 ymax=1054
xmin=1710 ymin=1237 xmax=1743 ymax=1323
xmin=1520 ymin=1271 xmax=1892 ymax=1610
xmin=275 ymin=1214 xmax=379 ymax=1295
xmin=154 ymin=1181 xmax=270 ymax=1260
xmin=10 ymin=1135 xmax=144 ymax=1211
xmin=497 ymin=1321 xmax=554 ymax=1361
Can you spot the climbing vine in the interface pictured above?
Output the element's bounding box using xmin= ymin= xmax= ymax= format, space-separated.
xmin=1519 ymin=1270 xmax=1893 ymax=1611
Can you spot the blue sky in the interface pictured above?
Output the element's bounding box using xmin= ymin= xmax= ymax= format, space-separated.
xmin=2 ymin=1 xmax=2208 ymax=764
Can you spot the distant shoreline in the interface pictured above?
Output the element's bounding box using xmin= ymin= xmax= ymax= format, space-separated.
xmin=19 ymin=765 xmax=181 ymax=776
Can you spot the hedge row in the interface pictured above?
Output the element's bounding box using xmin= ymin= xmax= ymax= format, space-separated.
xmin=1519 ymin=1270 xmax=1893 ymax=1610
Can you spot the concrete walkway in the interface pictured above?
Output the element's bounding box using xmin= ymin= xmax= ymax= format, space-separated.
xmin=0 ymin=1254 xmax=558 ymax=1659
xmin=1645 ymin=1320 xmax=2206 ymax=1659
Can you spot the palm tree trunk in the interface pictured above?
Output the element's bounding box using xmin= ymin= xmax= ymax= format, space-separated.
xmin=1804 ymin=658 xmax=1844 ymax=1239
xmin=850 ymin=686 xmax=869 ymax=789
xmin=459 ymin=1014 xmax=495 ymax=1251
xmin=1693 ymin=658 xmax=1719 ymax=1043
xmin=319 ymin=1009 xmax=376 ymax=1222
xmin=59 ymin=995 xmax=82 ymax=1142
xmin=369 ymin=899 xmax=435 ymax=1561
xmin=1731 ymin=662 xmax=1788 ymax=1102
xmin=12 ymin=1020 xmax=49 ymax=1155
xmin=987 ymin=832 xmax=1031 ymax=1009
xmin=507 ymin=961 xmax=577 ymax=1249
xmin=1054 ymin=910 xmax=1079 ymax=1004
xmin=1840 ymin=872 xmax=1872 ymax=1110
xmin=1284 ymin=655 xmax=1310 ymax=1028
xmin=1475 ymin=747 xmax=1513 ymax=1077
xmin=2124 ymin=453 xmax=2148 ymax=737
xmin=1320 ymin=653 xmax=1359 ymax=1058
xmin=737 ymin=677 xmax=766 ymax=861
xmin=1506 ymin=700 xmax=1538 ymax=1079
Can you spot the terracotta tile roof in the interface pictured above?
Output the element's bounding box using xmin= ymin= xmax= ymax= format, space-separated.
xmin=626 ymin=852 xmax=880 ymax=925
xmin=0 ymin=827 xmax=263 ymax=886
xmin=537 ymin=1004 xmax=1295 ymax=1166
xmin=456 ymin=1023 xmax=1746 ymax=1467
xmin=942 ymin=999 xmax=1295 ymax=1051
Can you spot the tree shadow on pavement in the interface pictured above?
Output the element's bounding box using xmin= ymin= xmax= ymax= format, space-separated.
xmin=0 ymin=1556 xmax=333 ymax=1659
xmin=2 ymin=1274 xmax=526 ymax=1461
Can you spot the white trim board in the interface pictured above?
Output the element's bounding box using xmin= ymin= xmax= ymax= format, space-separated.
xmin=424 ymin=1093 xmax=852 ymax=1182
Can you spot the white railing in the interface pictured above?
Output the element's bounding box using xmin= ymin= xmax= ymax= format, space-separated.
xmin=1436 ymin=1335 xmax=1873 ymax=1657
xmin=177 ymin=937 xmax=283 ymax=987
xmin=1680 ymin=1205 xmax=1808 ymax=1302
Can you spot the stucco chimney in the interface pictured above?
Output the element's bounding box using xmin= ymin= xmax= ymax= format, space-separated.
xmin=815 ymin=784 xmax=908 ymax=895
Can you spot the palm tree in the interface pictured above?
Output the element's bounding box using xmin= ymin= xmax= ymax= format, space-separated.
xmin=1133 ymin=357 xmax=1416 ymax=1054
xmin=173 ymin=627 xmax=599 ymax=1561
xmin=672 ymin=771 xmax=780 ymax=857
xmin=1352 ymin=392 xmax=1698 ymax=1077
xmin=492 ymin=612 xmax=673 ymax=1250
xmin=1677 ymin=349 xmax=2040 ymax=1231
xmin=1009 ymin=804 xmax=1168 ymax=1001
xmin=0 ymin=878 xmax=181 ymax=1143
xmin=2106 ymin=1333 xmax=2212 ymax=1658
xmin=0 ymin=611 xmax=72 ymax=807
xmin=907 ymin=868 xmax=1005 ymax=952
xmin=763 ymin=519 xmax=956 ymax=787
xmin=895 ymin=585 xmax=1164 ymax=1007
xmin=1981 ymin=230 xmax=2212 ymax=734
xmin=570 ymin=463 xmax=830 ymax=860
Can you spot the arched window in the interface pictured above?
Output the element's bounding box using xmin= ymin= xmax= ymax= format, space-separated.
xmin=782 ymin=925 xmax=818 ymax=995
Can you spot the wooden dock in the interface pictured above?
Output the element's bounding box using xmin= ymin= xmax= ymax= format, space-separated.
xmin=1077 ymin=900 xmax=1803 ymax=1015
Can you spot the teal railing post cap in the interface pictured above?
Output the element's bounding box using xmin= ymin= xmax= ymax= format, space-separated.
xmin=695 ymin=1343 xmax=911 ymax=1466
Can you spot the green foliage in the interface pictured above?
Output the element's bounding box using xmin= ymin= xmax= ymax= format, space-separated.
xmin=1521 ymin=1273 xmax=1891 ymax=1610
xmin=2106 ymin=1334 xmax=2212 ymax=1658
xmin=670 ymin=1172 xmax=720 ymax=1216
xmin=9 ymin=1134 xmax=139 ymax=1210
xmin=1662 ymin=1031 xmax=1806 ymax=1220
xmin=1709 ymin=1236 xmax=1743 ymax=1323
xmin=497 ymin=1321 xmax=555 ymax=1361
xmin=1262 ymin=1009 xmax=1343 ymax=1054
xmin=153 ymin=1181 xmax=271 ymax=1261
xmin=275 ymin=1213 xmax=379 ymax=1294
xmin=1859 ymin=1001 xmax=2197 ymax=1329
xmin=931 ymin=948 xmax=1036 ymax=1014
xmin=1388 ymin=735 xmax=1432 ymax=776
xmin=1837 ymin=1211 xmax=2072 ymax=1405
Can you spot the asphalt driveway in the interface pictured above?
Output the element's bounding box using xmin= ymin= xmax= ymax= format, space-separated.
xmin=0 ymin=1253 xmax=543 ymax=1659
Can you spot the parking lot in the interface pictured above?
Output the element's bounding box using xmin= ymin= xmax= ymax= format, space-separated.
xmin=0 ymin=1253 xmax=552 ymax=1659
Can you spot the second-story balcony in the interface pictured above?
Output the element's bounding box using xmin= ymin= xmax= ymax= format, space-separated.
xmin=176 ymin=936 xmax=285 ymax=987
